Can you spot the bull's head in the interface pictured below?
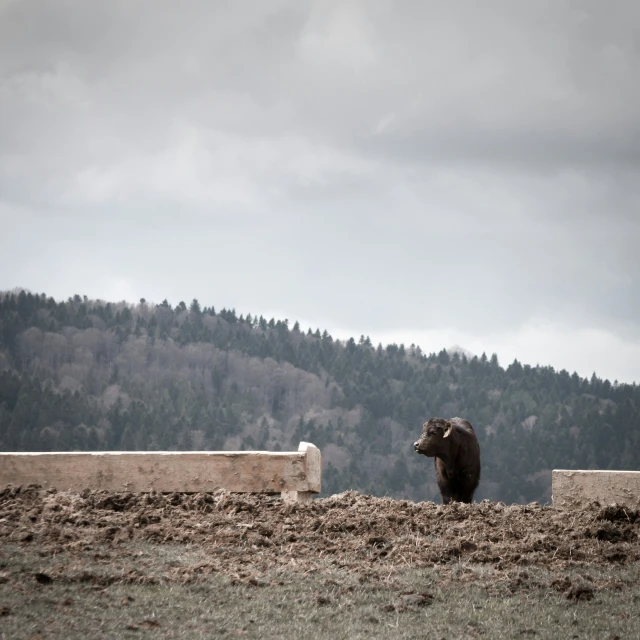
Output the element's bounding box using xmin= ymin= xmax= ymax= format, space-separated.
xmin=413 ymin=417 xmax=453 ymax=456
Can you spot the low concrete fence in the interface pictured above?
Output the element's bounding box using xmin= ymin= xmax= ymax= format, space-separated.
xmin=0 ymin=441 xmax=321 ymax=503
xmin=553 ymin=469 xmax=640 ymax=509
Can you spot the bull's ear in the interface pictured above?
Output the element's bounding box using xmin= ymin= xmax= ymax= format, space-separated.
xmin=443 ymin=421 xmax=453 ymax=438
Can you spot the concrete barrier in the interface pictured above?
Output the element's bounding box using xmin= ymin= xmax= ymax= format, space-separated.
xmin=0 ymin=441 xmax=321 ymax=503
xmin=552 ymin=470 xmax=640 ymax=509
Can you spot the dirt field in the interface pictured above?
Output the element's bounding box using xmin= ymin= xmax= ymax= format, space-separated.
xmin=1 ymin=486 xmax=639 ymax=639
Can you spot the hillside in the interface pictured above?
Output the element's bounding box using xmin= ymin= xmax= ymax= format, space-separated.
xmin=1 ymin=289 xmax=639 ymax=503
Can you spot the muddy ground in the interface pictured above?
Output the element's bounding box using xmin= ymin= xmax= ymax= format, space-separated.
xmin=2 ymin=486 xmax=640 ymax=638
xmin=1 ymin=485 xmax=638 ymax=584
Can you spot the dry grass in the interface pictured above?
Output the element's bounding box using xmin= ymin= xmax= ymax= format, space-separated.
xmin=1 ymin=542 xmax=639 ymax=639
xmin=1 ymin=487 xmax=639 ymax=638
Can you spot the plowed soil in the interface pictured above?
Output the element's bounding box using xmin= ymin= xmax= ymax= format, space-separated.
xmin=2 ymin=485 xmax=639 ymax=581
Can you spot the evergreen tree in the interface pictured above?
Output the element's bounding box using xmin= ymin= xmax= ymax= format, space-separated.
xmin=1 ymin=288 xmax=639 ymax=504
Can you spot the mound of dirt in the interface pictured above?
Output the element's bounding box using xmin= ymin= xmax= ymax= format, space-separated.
xmin=1 ymin=485 xmax=639 ymax=579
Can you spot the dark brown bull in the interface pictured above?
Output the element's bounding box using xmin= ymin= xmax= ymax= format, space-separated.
xmin=413 ymin=417 xmax=481 ymax=504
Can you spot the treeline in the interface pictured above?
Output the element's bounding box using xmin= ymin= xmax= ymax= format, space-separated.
xmin=1 ymin=289 xmax=639 ymax=503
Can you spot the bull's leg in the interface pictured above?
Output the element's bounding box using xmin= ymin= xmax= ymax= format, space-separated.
xmin=439 ymin=486 xmax=454 ymax=504
xmin=448 ymin=477 xmax=474 ymax=504
xmin=456 ymin=481 xmax=477 ymax=503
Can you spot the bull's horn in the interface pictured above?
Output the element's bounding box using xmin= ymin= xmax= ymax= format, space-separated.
xmin=443 ymin=422 xmax=453 ymax=438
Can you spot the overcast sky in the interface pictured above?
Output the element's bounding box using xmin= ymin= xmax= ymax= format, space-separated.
xmin=1 ymin=1 xmax=639 ymax=383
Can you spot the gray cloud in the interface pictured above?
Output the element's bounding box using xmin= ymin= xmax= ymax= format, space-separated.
xmin=1 ymin=0 xmax=639 ymax=381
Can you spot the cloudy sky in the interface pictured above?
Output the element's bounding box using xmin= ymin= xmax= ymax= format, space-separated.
xmin=1 ymin=1 xmax=639 ymax=383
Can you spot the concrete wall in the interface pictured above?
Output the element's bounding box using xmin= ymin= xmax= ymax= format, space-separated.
xmin=552 ymin=470 xmax=640 ymax=509
xmin=0 ymin=442 xmax=321 ymax=501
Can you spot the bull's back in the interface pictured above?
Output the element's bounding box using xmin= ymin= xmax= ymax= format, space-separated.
xmin=451 ymin=417 xmax=476 ymax=436
xmin=452 ymin=418 xmax=481 ymax=471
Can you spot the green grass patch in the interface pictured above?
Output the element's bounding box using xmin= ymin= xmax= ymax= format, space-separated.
xmin=1 ymin=543 xmax=638 ymax=639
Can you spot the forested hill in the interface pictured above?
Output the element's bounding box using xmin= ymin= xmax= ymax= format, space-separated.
xmin=1 ymin=289 xmax=639 ymax=504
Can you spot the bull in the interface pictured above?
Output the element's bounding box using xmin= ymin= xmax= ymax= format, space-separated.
xmin=413 ymin=417 xmax=481 ymax=504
